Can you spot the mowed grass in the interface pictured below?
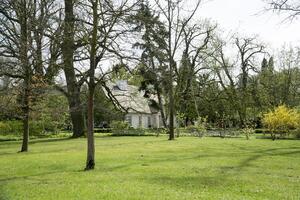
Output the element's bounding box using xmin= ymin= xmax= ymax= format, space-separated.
xmin=0 ymin=136 xmax=299 ymax=200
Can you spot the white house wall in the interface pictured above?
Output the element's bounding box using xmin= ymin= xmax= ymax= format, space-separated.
xmin=125 ymin=113 xmax=163 ymax=129
xmin=125 ymin=113 xmax=177 ymax=129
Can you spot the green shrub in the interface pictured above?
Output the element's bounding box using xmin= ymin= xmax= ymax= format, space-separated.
xmin=291 ymin=128 xmax=300 ymax=139
xmin=241 ymin=128 xmax=255 ymax=140
xmin=110 ymin=121 xmax=166 ymax=136
xmin=176 ymin=112 xmax=186 ymax=127
xmin=0 ymin=121 xmax=23 ymax=136
xmin=228 ymin=130 xmax=241 ymax=137
xmin=185 ymin=126 xmax=203 ymax=137
xmin=111 ymin=120 xmax=129 ymax=129
xmin=178 ymin=117 xmax=208 ymax=138
xmin=28 ymin=93 xmax=70 ymax=134
xmin=112 ymin=128 xmax=148 ymax=136
xmin=0 ymin=121 xmax=10 ymax=135
xmin=110 ymin=121 xmax=130 ymax=136
xmin=29 ymin=121 xmax=45 ymax=136
xmin=263 ymin=105 xmax=300 ymax=140
xmin=193 ymin=117 xmax=208 ymax=137
xmin=151 ymin=128 xmax=167 ymax=137
xmin=126 ymin=128 xmax=146 ymax=136
xmin=255 ymin=129 xmax=265 ymax=133
xmin=0 ymin=120 xmax=53 ymax=136
xmin=296 ymin=131 xmax=300 ymax=139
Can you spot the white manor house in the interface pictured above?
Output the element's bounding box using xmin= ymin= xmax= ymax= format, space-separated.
xmin=106 ymin=80 xmax=165 ymax=129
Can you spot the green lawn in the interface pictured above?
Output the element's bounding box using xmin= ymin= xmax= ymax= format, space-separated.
xmin=0 ymin=136 xmax=299 ymax=200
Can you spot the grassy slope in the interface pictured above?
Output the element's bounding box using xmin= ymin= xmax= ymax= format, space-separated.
xmin=0 ymin=136 xmax=299 ymax=200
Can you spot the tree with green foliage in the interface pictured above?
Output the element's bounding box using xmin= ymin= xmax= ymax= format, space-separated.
xmin=31 ymin=92 xmax=70 ymax=134
xmin=93 ymin=85 xmax=124 ymax=126
xmin=259 ymin=57 xmax=276 ymax=107
xmin=130 ymin=0 xmax=169 ymax=127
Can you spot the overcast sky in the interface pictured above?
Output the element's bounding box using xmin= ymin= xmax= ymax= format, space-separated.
xmin=196 ymin=0 xmax=300 ymax=50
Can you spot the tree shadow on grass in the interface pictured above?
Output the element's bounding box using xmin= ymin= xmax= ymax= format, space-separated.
xmin=96 ymin=144 xmax=300 ymax=175
xmin=93 ymin=136 xmax=170 ymax=148
xmin=0 ymin=168 xmax=87 ymax=184
xmin=236 ymin=148 xmax=300 ymax=170
xmin=256 ymin=135 xmax=300 ymax=140
xmin=0 ymin=137 xmax=75 ymax=145
xmin=139 ymin=147 xmax=300 ymax=195
xmin=1 ymin=147 xmax=299 ymax=200
xmin=1 ymin=138 xmax=299 ymax=195
xmin=0 ymin=138 xmax=20 ymax=142
xmin=28 ymin=137 xmax=77 ymax=144
xmin=221 ymin=143 xmax=300 ymax=173
xmin=0 ymin=138 xmax=78 ymax=156
xmin=143 ymin=175 xmax=230 ymax=190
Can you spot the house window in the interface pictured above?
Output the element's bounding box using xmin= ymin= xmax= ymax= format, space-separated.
xmin=139 ymin=116 xmax=142 ymax=127
xmin=148 ymin=116 xmax=151 ymax=128
xmin=125 ymin=116 xmax=132 ymax=126
xmin=113 ymin=85 xmax=119 ymax=90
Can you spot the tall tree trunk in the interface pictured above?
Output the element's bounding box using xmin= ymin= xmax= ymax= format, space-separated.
xmin=238 ymin=109 xmax=245 ymax=128
xmin=20 ymin=1 xmax=30 ymax=152
xmin=85 ymin=86 xmax=95 ymax=170
xmin=156 ymin=89 xmax=167 ymax=128
xmin=240 ymin=68 xmax=248 ymax=127
xmin=62 ymin=0 xmax=85 ymax=138
xmin=168 ymin=0 xmax=175 ymax=140
xmin=68 ymin=93 xmax=85 ymax=138
xmin=21 ymin=88 xmax=30 ymax=152
xmin=191 ymin=82 xmax=200 ymax=118
xmin=33 ymin=0 xmax=44 ymax=76
xmin=168 ymin=69 xmax=175 ymax=140
xmin=85 ymin=0 xmax=98 ymax=170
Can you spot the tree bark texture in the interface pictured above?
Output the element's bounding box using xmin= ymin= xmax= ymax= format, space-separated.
xmin=62 ymin=0 xmax=85 ymax=138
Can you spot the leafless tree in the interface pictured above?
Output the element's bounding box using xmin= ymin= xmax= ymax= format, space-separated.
xmin=266 ymin=0 xmax=300 ymax=21
xmin=277 ymin=45 xmax=300 ymax=105
xmin=61 ymin=0 xmax=87 ymax=138
xmin=176 ymin=21 xmax=216 ymax=122
xmin=211 ymin=35 xmax=266 ymax=127
xmin=0 ymin=0 xmax=60 ymax=151
xmin=153 ymin=0 xmax=202 ymax=140
xmin=75 ymin=0 xmax=139 ymax=170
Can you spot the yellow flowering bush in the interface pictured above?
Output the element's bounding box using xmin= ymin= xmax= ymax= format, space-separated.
xmin=263 ymin=105 xmax=300 ymax=140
